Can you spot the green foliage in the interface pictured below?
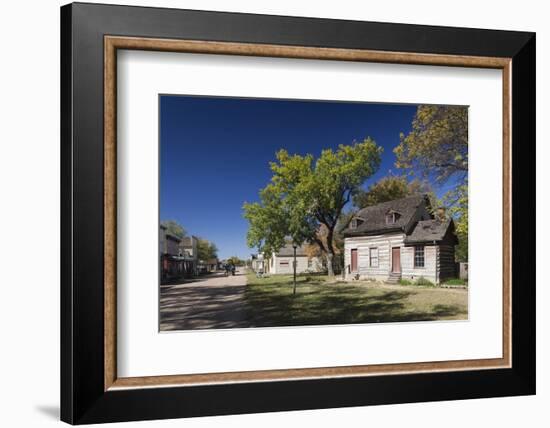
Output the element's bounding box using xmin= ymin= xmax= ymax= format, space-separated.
xmin=226 ymin=256 xmax=244 ymax=266
xmin=197 ymin=238 xmax=218 ymax=261
xmin=243 ymin=184 xmax=293 ymax=258
xmin=444 ymin=184 xmax=468 ymax=262
xmin=455 ymin=234 xmax=468 ymax=263
xmin=244 ymin=139 xmax=382 ymax=275
xmin=395 ymin=105 xmax=469 ymax=262
xmin=442 ymin=278 xmax=467 ymax=286
xmin=394 ymin=105 xmax=468 ymax=185
xmin=415 ymin=276 xmax=435 ymax=287
xmin=444 ymin=184 xmax=468 ymax=235
xmin=398 ymin=279 xmax=413 ymax=285
xmin=161 ymin=220 xmax=186 ymax=238
xmin=352 ymin=175 xmax=432 ymax=208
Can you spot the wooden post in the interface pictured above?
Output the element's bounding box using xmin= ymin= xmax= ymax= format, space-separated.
xmin=293 ymin=244 xmax=297 ymax=295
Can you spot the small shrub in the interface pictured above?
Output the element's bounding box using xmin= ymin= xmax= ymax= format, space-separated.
xmin=399 ymin=279 xmax=413 ymax=285
xmin=415 ymin=276 xmax=435 ymax=286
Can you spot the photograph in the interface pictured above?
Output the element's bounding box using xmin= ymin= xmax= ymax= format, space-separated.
xmin=159 ymin=95 xmax=469 ymax=331
xmin=54 ymin=2 xmax=537 ymax=424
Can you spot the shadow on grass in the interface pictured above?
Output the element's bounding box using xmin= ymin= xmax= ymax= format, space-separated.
xmin=245 ymin=279 xmax=467 ymax=327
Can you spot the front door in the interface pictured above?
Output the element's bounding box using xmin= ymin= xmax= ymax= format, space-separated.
xmin=351 ymin=249 xmax=358 ymax=272
xmin=391 ymin=247 xmax=401 ymax=273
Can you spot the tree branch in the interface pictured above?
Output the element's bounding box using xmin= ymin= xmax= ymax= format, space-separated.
xmin=434 ymin=162 xmax=468 ymax=171
xmin=312 ymin=236 xmax=327 ymax=254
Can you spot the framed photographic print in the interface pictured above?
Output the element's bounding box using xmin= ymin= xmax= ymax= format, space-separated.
xmin=61 ymin=2 xmax=535 ymax=424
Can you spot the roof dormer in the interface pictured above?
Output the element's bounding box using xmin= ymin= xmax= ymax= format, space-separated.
xmin=349 ymin=217 xmax=365 ymax=230
xmin=385 ymin=209 xmax=401 ymax=225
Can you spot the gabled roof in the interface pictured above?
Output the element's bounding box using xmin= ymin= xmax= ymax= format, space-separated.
xmin=405 ymin=218 xmax=456 ymax=244
xmin=275 ymin=243 xmax=308 ymax=257
xmin=343 ymin=194 xmax=429 ymax=236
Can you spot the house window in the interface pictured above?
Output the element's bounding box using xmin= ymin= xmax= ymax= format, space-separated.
xmin=386 ymin=212 xmax=400 ymax=224
xmin=414 ymin=246 xmax=425 ymax=268
xmin=350 ymin=217 xmax=364 ymax=229
xmin=308 ymin=259 xmax=313 ymax=268
xmin=369 ymin=247 xmax=378 ymax=267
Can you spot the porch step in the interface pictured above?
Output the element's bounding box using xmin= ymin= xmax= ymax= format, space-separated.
xmin=386 ymin=272 xmax=402 ymax=284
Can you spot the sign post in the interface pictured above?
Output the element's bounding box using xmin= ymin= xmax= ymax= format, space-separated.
xmin=292 ymin=244 xmax=297 ymax=295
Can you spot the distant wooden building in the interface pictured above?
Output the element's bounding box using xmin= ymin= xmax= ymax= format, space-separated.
xmin=251 ymin=253 xmax=266 ymax=273
xmin=342 ymin=194 xmax=458 ymax=284
xmin=264 ymin=243 xmax=323 ymax=275
xmin=205 ymin=258 xmax=219 ymax=272
xmin=160 ymin=228 xmax=198 ymax=283
xmin=180 ymin=236 xmax=199 ymax=276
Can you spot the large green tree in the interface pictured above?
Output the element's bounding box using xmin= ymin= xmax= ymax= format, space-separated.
xmin=352 ymin=175 xmax=432 ymax=209
xmin=394 ymin=105 xmax=468 ymax=261
xmin=197 ymin=238 xmax=218 ymax=261
xmin=244 ymin=138 xmax=382 ymax=276
xmin=226 ymin=256 xmax=244 ymax=266
xmin=243 ymin=183 xmax=293 ymax=258
xmin=161 ymin=220 xmax=186 ymax=239
xmin=394 ymin=105 xmax=468 ymax=184
xmin=444 ymin=184 xmax=468 ymax=262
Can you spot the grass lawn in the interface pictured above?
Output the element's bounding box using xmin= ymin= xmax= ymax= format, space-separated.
xmin=245 ymin=273 xmax=468 ymax=327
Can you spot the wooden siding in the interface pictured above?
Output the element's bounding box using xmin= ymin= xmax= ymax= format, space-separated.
xmin=165 ymin=237 xmax=180 ymax=256
xmin=268 ymin=255 xmax=322 ymax=274
xmin=344 ymin=233 xmax=448 ymax=283
xmin=437 ymin=244 xmax=457 ymax=281
xmin=401 ymin=245 xmax=437 ymax=283
xmin=344 ymin=232 xmax=406 ymax=281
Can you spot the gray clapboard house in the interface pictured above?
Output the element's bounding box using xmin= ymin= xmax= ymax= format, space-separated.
xmin=264 ymin=243 xmax=323 ymax=275
xmin=342 ymin=194 xmax=458 ymax=284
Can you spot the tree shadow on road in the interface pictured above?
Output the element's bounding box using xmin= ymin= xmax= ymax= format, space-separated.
xmin=160 ymin=285 xmax=249 ymax=331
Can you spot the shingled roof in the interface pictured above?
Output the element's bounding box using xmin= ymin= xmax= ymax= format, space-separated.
xmin=405 ymin=218 xmax=457 ymax=244
xmin=343 ymin=194 xmax=430 ymax=236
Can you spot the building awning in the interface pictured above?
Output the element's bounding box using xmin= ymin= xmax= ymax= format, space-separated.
xmin=167 ymin=255 xmax=196 ymax=261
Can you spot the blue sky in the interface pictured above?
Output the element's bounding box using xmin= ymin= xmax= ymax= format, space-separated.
xmin=160 ymin=95 xmax=438 ymax=259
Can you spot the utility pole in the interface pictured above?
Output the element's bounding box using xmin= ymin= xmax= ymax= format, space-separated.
xmin=292 ymin=243 xmax=297 ymax=295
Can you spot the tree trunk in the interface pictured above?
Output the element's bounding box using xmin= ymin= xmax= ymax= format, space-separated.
xmin=326 ymin=252 xmax=334 ymax=277
xmin=326 ymin=227 xmax=335 ymax=277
